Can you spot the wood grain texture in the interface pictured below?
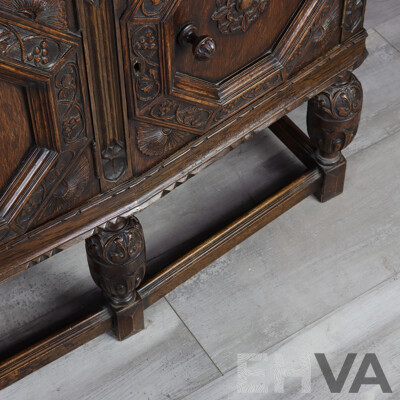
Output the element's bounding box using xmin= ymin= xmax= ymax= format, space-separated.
xmin=0 ymin=120 xmax=322 ymax=387
xmin=0 ymin=306 xmax=112 ymax=390
xmin=1 ymin=124 xmax=398 ymax=397
xmin=0 ymin=28 xmax=368 ymax=281
xmin=174 ymin=0 xmax=303 ymax=82
xmin=0 ymin=6 xmax=100 ymax=248
xmin=76 ymin=0 xmax=132 ymax=188
xmin=0 ymin=299 xmax=221 ymax=400
xmin=0 ymin=0 xmax=68 ymax=31
xmin=0 ymin=80 xmax=32 ymax=192
xmin=0 ymin=0 xmax=370 ymax=388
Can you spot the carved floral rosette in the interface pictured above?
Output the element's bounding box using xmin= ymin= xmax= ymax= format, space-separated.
xmin=212 ymin=0 xmax=271 ymax=34
xmin=86 ymin=217 xmax=146 ymax=307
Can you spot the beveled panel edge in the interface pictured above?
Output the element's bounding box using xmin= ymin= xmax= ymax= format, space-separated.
xmin=0 ymin=29 xmax=368 ymax=282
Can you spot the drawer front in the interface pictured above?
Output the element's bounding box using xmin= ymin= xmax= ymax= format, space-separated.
xmin=121 ymin=0 xmax=352 ymax=175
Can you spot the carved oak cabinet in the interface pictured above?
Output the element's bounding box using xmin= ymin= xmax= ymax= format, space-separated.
xmin=0 ymin=0 xmax=367 ymax=387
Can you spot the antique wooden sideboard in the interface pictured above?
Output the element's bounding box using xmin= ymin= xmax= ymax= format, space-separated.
xmin=0 ymin=0 xmax=367 ymax=388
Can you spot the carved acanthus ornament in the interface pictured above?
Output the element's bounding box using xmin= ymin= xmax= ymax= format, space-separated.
xmin=307 ymin=73 xmax=363 ymax=164
xmin=86 ymin=216 xmax=146 ymax=307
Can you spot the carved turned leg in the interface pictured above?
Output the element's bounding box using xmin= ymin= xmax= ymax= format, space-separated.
xmin=85 ymin=216 xmax=146 ymax=340
xmin=307 ymin=71 xmax=363 ymax=202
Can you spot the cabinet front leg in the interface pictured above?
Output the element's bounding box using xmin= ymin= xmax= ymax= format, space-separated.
xmin=85 ymin=216 xmax=146 ymax=340
xmin=307 ymin=71 xmax=363 ymax=202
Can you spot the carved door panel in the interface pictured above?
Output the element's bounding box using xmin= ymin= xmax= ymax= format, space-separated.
xmin=121 ymin=0 xmax=352 ymax=176
xmin=0 ymin=2 xmax=99 ymax=246
xmin=173 ymin=0 xmax=304 ymax=83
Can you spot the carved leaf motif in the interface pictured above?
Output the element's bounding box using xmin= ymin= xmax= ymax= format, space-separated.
xmin=0 ymin=0 xmax=68 ymax=30
xmin=307 ymin=73 xmax=363 ymax=159
xmin=38 ymin=155 xmax=92 ymax=220
xmin=315 ymin=75 xmax=363 ymax=121
xmin=136 ymin=123 xmax=193 ymax=157
xmin=85 ymin=216 xmax=146 ymax=305
xmin=131 ymin=25 xmax=161 ymax=106
xmin=15 ymin=184 xmax=45 ymax=228
xmin=212 ymin=0 xmax=270 ymax=34
xmin=0 ymin=22 xmax=68 ymax=70
xmin=101 ymin=141 xmax=128 ymax=182
xmin=149 ymin=99 xmax=211 ymax=129
xmin=177 ymin=106 xmax=210 ymax=128
xmin=53 ymin=156 xmax=90 ymax=201
xmin=55 ymin=62 xmax=86 ymax=144
xmin=132 ymin=26 xmax=158 ymax=64
xmin=88 ymin=218 xmax=144 ymax=266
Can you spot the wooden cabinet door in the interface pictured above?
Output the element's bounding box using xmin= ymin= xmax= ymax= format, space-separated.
xmin=120 ymin=0 xmax=349 ymax=175
xmin=0 ymin=2 xmax=99 ymax=246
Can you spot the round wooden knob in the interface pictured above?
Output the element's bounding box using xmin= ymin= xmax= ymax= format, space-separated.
xmin=178 ymin=24 xmax=216 ymax=61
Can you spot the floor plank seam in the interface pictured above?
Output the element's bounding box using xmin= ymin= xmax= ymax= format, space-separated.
xmin=209 ymin=274 xmax=399 ymax=381
xmin=163 ymin=296 xmax=224 ymax=378
xmin=373 ymin=27 xmax=400 ymax=54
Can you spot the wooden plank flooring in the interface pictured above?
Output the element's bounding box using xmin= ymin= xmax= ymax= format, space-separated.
xmin=1 ymin=0 xmax=400 ymax=398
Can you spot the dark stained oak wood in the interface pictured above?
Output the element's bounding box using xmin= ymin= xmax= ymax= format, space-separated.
xmin=0 ymin=80 xmax=32 ymax=192
xmin=307 ymin=71 xmax=364 ymax=201
xmin=0 ymin=0 xmax=368 ymax=389
xmin=139 ymin=168 xmax=323 ymax=309
xmin=86 ymin=216 xmax=146 ymax=339
xmin=0 ymin=306 xmax=113 ymax=390
xmin=173 ymin=0 xmax=304 ymax=82
xmin=0 ymin=122 xmax=321 ymax=388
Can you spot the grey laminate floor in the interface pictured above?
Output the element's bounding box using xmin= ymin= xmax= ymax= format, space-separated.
xmin=1 ymin=1 xmax=400 ymax=399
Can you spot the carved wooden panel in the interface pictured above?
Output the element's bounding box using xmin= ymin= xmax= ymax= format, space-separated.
xmin=0 ymin=20 xmax=72 ymax=70
xmin=212 ymin=0 xmax=271 ymax=34
xmin=284 ymin=0 xmax=342 ymax=75
xmin=342 ymin=0 xmax=366 ymax=41
xmin=76 ymin=0 xmax=132 ymax=188
xmin=0 ymin=9 xmax=99 ymax=246
xmin=174 ymin=0 xmax=302 ymax=83
xmin=0 ymin=0 xmax=68 ymax=31
xmin=133 ymin=122 xmax=196 ymax=174
xmin=54 ymin=56 xmax=87 ymax=145
xmin=35 ymin=147 xmax=99 ymax=225
xmin=120 ymin=0 xmax=350 ymax=176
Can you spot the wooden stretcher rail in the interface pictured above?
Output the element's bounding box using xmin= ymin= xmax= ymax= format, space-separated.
xmin=0 ymin=117 xmax=322 ymax=388
xmin=0 ymin=30 xmax=367 ymax=283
